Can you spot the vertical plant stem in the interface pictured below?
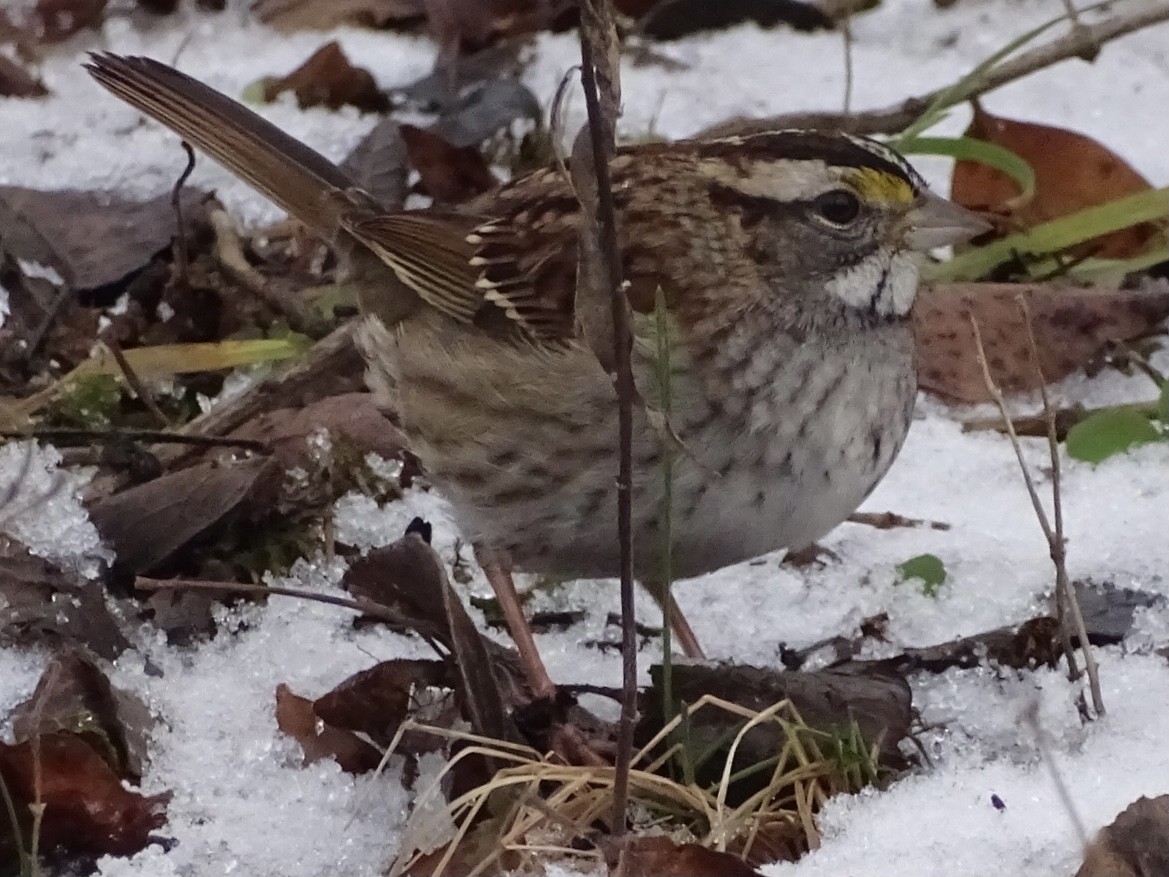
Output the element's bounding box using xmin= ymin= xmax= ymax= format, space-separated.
xmin=969 ymin=312 xmax=1104 ymax=718
xmin=1017 ymin=297 xmax=1104 ymax=716
xmin=653 ymin=288 xmax=677 ymax=744
xmin=577 ymin=0 xmax=636 ymax=836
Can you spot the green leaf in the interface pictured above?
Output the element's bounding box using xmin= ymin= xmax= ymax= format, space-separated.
xmin=1158 ymin=382 xmax=1169 ymax=427
xmin=1065 ymin=407 xmax=1161 ymax=463
xmin=901 ymin=135 xmax=1035 ymax=207
xmin=896 ymin=553 xmax=947 ymax=597
xmin=927 ymin=186 xmax=1169 ymax=282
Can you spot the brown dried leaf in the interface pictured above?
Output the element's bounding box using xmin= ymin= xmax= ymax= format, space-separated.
xmin=260 ymin=41 xmax=388 ymax=113
xmin=952 ymin=104 xmax=1161 ymax=259
xmin=339 ymin=118 xmax=410 ymax=210
xmin=606 ymin=836 xmax=763 ymax=877
xmin=253 ymin=0 xmax=423 ymax=31
xmin=0 ymin=541 xmax=131 ymax=659
xmin=342 ymin=530 xmax=520 ymax=739
xmin=88 ymin=455 xmax=279 ymax=574
xmin=35 ymin=0 xmax=107 ymax=42
xmin=313 ymin=659 xmax=449 ymax=745
xmin=914 ymin=281 xmax=1169 ymax=403
xmin=1077 ymin=795 xmax=1169 ymax=877
xmin=640 ymin=0 xmax=843 ymax=40
xmin=227 ymin=392 xmax=408 ymax=471
xmin=274 ymin=683 xmax=383 ymax=773
xmin=400 ymin=124 xmax=496 ymax=204
xmin=0 ymin=733 xmax=167 ymax=858
xmin=10 ymin=651 xmax=154 ymax=780
xmin=0 ymin=186 xmax=208 ymax=293
xmin=0 ymin=54 xmax=47 ymax=98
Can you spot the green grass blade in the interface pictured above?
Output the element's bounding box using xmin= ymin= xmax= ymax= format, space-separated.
xmin=927 ymin=187 xmax=1169 ymax=282
xmin=901 ymin=135 xmax=1035 ymax=206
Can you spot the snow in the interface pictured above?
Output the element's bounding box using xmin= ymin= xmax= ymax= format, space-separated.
xmin=0 ymin=0 xmax=1167 ymax=875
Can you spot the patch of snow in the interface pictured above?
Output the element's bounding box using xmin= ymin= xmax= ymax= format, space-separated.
xmin=0 ymin=441 xmax=111 ymax=577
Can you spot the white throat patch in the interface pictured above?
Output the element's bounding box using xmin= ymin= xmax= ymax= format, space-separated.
xmin=824 ymin=250 xmax=919 ymax=317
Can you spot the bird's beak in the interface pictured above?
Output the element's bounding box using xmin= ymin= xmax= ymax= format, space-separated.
xmin=903 ymin=190 xmax=992 ymax=251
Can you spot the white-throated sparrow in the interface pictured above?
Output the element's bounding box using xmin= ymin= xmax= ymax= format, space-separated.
xmin=87 ymin=53 xmax=987 ymax=697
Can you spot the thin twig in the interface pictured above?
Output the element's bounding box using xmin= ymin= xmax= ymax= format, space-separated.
xmin=968 ymin=313 xmax=1104 ymax=718
xmin=170 ymin=142 xmax=196 ymax=286
xmin=1017 ymin=297 xmax=1104 ymax=716
xmin=135 ymin=576 xmax=447 ymax=655
xmin=209 ymin=206 xmax=332 ymax=340
xmin=577 ymin=0 xmax=636 ymax=838
xmin=1 ymin=428 xmax=267 ymax=451
xmin=699 ymin=0 xmax=1169 ymax=138
xmin=107 ymin=339 xmax=173 ymax=428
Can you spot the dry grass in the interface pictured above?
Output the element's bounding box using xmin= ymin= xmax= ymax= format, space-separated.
xmin=385 ymin=695 xmax=881 ymax=876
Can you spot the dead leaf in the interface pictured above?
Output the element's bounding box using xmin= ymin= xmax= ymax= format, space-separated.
xmin=0 ymin=186 xmax=209 ymax=368
xmin=88 ymin=455 xmax=279 ymax=575
xmin=260 ymin=42 xmax=389 ymax=113
xmin=640 ymin=0 xmax=845 ymax=40
xmin=339 ymin=118 xmax=410 ymax=210
xmin=914 ymin=281 xmax=1169 ymax=403
xmin=274 ymin=683 xmax=383 ymax=773
xmin=0 ymin=540 xmax=131 ymax=660
xmin=35 ymin=0 xmax=108 ymax=41
xmin=1077 ymin=795 xmax=1169 ymax=877
xmin=0 ymin=733 xmax=167 ymax=858
xmin=952 ymin=104 xmax=1162 ymax=259
xmin=605 ymin=836 xmax=764 ymax=877
xmin=401 ymin=124 xmax=497 ymax=203
xmin=312 ymin=659 xmax=449 ymax=745
xmin=227 ymin=392 xmax=408 ymax=471
xmin=0 ymin=54 xmax=47 ymax=98
xmin=253 ymin=0 xmax=424 ymax=31
xmin=342 ymin=529 xmax=522 ymax=739
xmin=10 ymin=651 xmax=154 ymax=781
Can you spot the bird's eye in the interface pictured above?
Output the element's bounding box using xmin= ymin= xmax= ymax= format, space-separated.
xmin=812 ymin=189 xmax=861 ymax=226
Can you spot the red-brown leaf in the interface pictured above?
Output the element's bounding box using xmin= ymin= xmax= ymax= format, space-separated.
xmin=951 ymin=104 xmax=1161 ymax=259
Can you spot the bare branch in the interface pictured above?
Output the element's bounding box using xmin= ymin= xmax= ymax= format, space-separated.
xmin=700 ymin=0 xmax=1169 ymax=138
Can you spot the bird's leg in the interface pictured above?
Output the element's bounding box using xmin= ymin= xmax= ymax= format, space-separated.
xmin=476 ymin=547 xmax=557 ymax=700
xmin=645 ymin=581 xmax=706 ymax=660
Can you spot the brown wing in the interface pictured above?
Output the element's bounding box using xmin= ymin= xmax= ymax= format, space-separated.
xmin=345 ymin=158 xmax=716 ymax=345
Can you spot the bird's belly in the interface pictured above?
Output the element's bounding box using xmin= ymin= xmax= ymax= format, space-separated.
xmin=372 ymin=312 xmax=915 ymax=582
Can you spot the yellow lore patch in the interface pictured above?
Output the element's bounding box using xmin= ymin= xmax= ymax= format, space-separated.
xmin=844 ymin=167 xmax=915 ymax=206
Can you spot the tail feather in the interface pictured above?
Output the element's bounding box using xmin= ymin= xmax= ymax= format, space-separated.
xmin=85 ymin=53 xmax=359 ymax=233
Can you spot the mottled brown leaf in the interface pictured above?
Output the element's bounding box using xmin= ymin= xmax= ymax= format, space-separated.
xmin=0 ymin=54 xmax=47 ymax=98
xmin=606 ymin=836 xmax=763 ymax=877
xmin=227 ymin=392 xmax=407 ymax=471
xmin=401 ymin=124 xmax=496 ymax=204
xmin=914 ymin=281 xmax=1169 ymax=403
xmin=35 ymin=0 xmax=107 ymax=41
xmin=952 ymin=104 xmax=1162 ymax=259
xmin=260 ymin=41 xmax=388 ymax=113
xmin=10 ymin=651 xmax=153 ymax=781
xmin=274 ymin=683 xmax=382 ymax=773
xmin=253 ymin=0 xmax=423 ymax=31
xmin=0 ymin=733 xmax=167 ymax=858
xmin=312 ymin=659 xmax=449 ymax=745
xmin=1077 ymin=795 xmax=1169 ymax=877
xmin=89 ymin=455 xmax=279 ymax=574
xmin=0 ymin=541 xmax=130 ymax=659
xmin=0 ymin=185 xmax=208 ymax=305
